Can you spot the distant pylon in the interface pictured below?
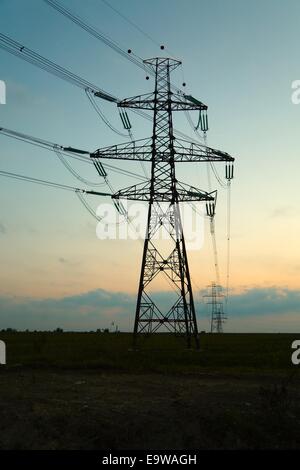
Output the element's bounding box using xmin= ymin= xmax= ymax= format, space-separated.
xmin=204 ymin=282 xmax=226 ymax=333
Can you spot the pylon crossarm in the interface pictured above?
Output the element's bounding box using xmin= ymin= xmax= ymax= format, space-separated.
xmin=112 ymin=180 xmax=216 ymax=202
xmin=92 ymin=137 xmax=234 ymax=163
xmin=176 ymin=182 xmax=216 ymax=201
xmin=118 ymin=92 xmax=155 ymax=110
xmin=174 ymin=138 xmax=234 ymax=162
xmin=119 ymin=92 xmax=209 ymax=112
xmin=112 ymin=181 xmax=150 ymax=200
xmin=92 ymin=138 xmax=152 ymax=161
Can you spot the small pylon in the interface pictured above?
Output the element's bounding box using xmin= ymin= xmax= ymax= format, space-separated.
xmin=204 ymin=282 xmax=227 ymax=333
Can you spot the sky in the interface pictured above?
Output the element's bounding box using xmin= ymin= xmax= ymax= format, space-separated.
xmin=0 ymin=0 xmax=299 ymax=332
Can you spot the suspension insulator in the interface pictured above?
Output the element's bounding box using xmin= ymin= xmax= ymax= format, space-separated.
xmin=201 ymin=110 xmax=209 ymax=132
xmin=93 ymin=160 xmax=107 ymax=178
xmin=124 ymin=111 xmax=131 ymax=130
xmin=206 ymin=201 xmax=215 ymax=218
xmin=113 ymin=200 xmax=127 ymax=216
xmin=195 ymin=110 xmax=201 ymax=131
xmin=225 ymin=164 xmax=234 ymax=180
xmin=211 ymin=202 xmax=215 ymax=217
xmin=119 ymin=110 xmax=132 ymax=130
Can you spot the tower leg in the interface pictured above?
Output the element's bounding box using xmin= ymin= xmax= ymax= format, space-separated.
xmin=133 ymin=201 xmax=200 ymax=349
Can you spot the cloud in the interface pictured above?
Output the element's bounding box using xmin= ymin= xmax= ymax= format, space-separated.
xmin=6 ymin=80 xmax=47 ymax=107
xmin=0 ymin=287 xmax=299 ymax=332
xmin=0 ymin=289 xmax=134 ymax=331
xmin=58 ymin=257 xmax=81 ymax=267
xmin=227 ymin=287 xmax=300 ymax=317
xmin=270 ymin=206 xmax=298 ymax=218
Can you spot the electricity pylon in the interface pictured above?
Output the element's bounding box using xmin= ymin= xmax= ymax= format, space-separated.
xmin=204 ymin=282 xmax=227 ymax=333
xmin=92 ymin=57 xmax=234 ymax=348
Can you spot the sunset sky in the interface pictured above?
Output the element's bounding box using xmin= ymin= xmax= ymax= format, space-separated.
xmin=0 ymin=0 xmax=299 ymax=331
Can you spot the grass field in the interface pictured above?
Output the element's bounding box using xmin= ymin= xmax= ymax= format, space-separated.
xmin=1 ymin=331 xmax=298 ymax=373
xmin=0 ymin=332 xmax=300 ymax=449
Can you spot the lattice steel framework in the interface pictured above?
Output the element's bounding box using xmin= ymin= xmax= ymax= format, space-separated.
xmin=92 ymin=57 xmax=234 ymax=348
xmin=204 ymin=283 xmax=227 ymax=333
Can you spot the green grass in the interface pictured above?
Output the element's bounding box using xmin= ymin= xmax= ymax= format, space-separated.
xmin=0 ymin=331 xmax=297 ymax=374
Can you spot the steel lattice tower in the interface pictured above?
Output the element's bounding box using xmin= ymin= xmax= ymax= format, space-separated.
xmin=204 ymin=283 xmax=227 ymax=333
xmin=92 ymin=57 xmax=234 ymax=348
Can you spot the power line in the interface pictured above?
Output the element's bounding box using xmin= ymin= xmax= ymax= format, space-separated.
xmin=54 ymin=147 xmax=106 ymax=186
xmin=0 ymin=169 xmax=111 ymax=196
xmin=98 ymin=0 xmax=180 ymax=71
xmin=85 ymin=88 xmax=128 ymax=137
xmin=209 ymin=217 xmax=221 ymax=286
xmin=226 ymin=180 xmax=232 ymax=301
xmin=104 ymin=162 xmax=147 ymax=181
xmin=0 ymin=24 xmax=129 ymax=137
xmin=75 ymin=190 xmax=104 ymax=222
xmin=0 ymin=32 xmax=205 ymax=145
xmin=0 ymin=32 xmax=117 ymax=103
xmin=43 ymin=0 xmax=183 ymax=94
xmin=0 ymin=125 xmax=150 ymax=225
xmin=100 ymin=0 xmax=162 ymax=49
xmin=0 ymin=126 xmax=147 ymax=182
xmin=0 ymin=168 xmax=116 ymax=224
xmin=210 ymin=162 xmax=227 ymax=188
xmin=184 ymin=110 xmax=205 ymax=142
xmin=44 ymin=0 xmax=147 ymax=72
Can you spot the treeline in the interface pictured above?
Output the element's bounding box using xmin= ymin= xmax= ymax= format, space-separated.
xmin=0 ymin=328 xmax=120 ymax=333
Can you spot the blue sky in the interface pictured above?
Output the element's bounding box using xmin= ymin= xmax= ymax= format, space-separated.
xmin=0 ymin=0 xmax=300 ymax=331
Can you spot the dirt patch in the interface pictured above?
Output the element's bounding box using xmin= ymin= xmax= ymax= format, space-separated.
xmin=0 ymin=369 xmax=300 ymax=449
